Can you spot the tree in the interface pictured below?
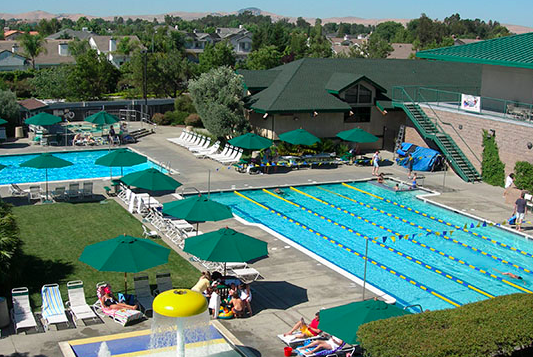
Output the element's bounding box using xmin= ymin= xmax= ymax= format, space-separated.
xmin=116 ymin=36 xmax=140 ymax=55
xmin=373 ymin=21 xmax=405 ymax=42
xmin=198 ymin=41 xmax=236 ymax=73
xmin=360 ymin=36 xmax=393 ymax=58
xmin=30 ymin=65 xmax=72 ymax=99
xmin=68 ymin=39 xmax=90 ymax=57
xmin=244 ymin=45 xmax=282 ymax=70
xmin=20 ymin=33 xmax=46 ymax=69
xmin=0 ymin=201 xmax=21 ymax=284
xmin=0 ymin=90 xmax=19 ymax=125
xmin=481 ymin=130 xmax=505 ymax=187
xmin=188 ymin=66 xmax=249 ymax=138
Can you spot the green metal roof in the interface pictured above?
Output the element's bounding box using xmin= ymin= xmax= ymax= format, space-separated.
xmin=240 ymin=58 xmax=482 ymax=114
xmin=237 ymin=69 xmax=281 ymax=91
xmin=416 ymin=33 xmax=533 ymax=69
xmin=325 ymin=73 xmax=386 ymax=94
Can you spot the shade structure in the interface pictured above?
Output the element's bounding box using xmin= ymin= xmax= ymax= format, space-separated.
xmin=85 ymin=111 xmax=119 ymax=125
xmin=162 ymin=195 xmax=233 ymax=223
xmin=228 ymin=133 xmax=273 ymax=150
xmin=279 ymin=128 xmax=320 ymax=146
xmin=183 ymin=227 xmax=268 ymax=273
xmin=0 ymin=118 xmax=7 ymax=125
xmin=336 ymin=128 xmax=378 ymax=143
xmin=20 ymin=153 xmax=73 ymax=201
xmin=318 ymin=300 xmax=410 ymax=344
xmin=24 ymin=112 xmax=62 ymax=126
xmin=95 ymin=148 xmax=147 ymax=178
xmin=0 ymin=163 xmax=6 ymax=171
xmin=79 ymin=234 xmax=170 ymax=292
xmin=120 ymin=168 xmax=182 ymax=192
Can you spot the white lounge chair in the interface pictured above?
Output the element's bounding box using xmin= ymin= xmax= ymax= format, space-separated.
xmin=194 ymin=141 xmax=221 ymax=157
xmin=66 ymin=183 xmax=80 ymax=200
xmin=188 ymin=137 xmax=209 ymax=151
xmin=10 ymin=287 xmax=38 ymax=334
xmin=133 ymin=274 xmax=154 ymax=313
xmin=52 ymin=186 xmax=67 ymax=201
xmin=9 ymin=184 xmax=30 ymax=199
xmin=66 ymin=280 xmax=98 ymax=326
xmin=175 ymin=131 xmax=194 ymax=146
xmin=142 ymin=225 xmax=159 ymax=239
xmin=207 ymin=145 xmax=230 ymax=161
xmin=154 ymin=272 xmax=173 ymax=294
xmin=229 ymin=267 xmax=261 ymax=283
xmin=93 ymin=282 xmax=143 ymax=326
xmin=219 ymin=149 xmax=243 ymax=164
xmin=28 ymin=185 xmax=43 ymax=202
xmin=41 ymin=283 xmax=70 ymax=331
xmin=181 ymin=133 xmax=201 ymax=148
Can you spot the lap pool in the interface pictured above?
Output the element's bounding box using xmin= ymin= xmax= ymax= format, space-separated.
xmin=210 ymin=182 xmax=533 ymax=311
xmin=0 ymin=149 xmax=164 ymax=185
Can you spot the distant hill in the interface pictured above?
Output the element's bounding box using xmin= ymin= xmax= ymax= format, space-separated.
xmin=0 ymin=9 xmax=531 ymax=34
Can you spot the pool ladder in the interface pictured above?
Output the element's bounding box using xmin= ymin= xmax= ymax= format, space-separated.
xmin=403 ymin=304 xmax=424 ymax=313
xmin=161 ymin=161 xmax=174 ymax=174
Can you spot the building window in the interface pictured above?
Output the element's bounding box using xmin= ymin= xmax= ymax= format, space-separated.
xmin=343 ymin=84 xmax=373 ymax=105
xmin=344 ymin=107 xmax=371 ymax=123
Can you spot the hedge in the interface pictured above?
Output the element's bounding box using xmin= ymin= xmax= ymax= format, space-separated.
xmin=514 ymin=161 xmax=533 ymax=194
xmin=481 ymin=130 xmax=505 ymax=187
xmin=357 ymin=294 xmax=533 ymax=357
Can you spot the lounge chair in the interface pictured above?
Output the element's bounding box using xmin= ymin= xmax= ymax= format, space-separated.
xmin=277 ymin=333 xmax=324 ymax=349
xmin=10 ymin=287 xmax=38 ymax=334
xmin=41 ymin=284 xmax=70 ymax=331
xmin=133 ymin=274 xmax=154 ymax=313
xmin=52 ymin=186 xmax=67 ymax=201
xmin=81 ymin=182 xmax=93 ymax=198
xmin=66 ymin=183 xmax=80 ymax=200
xmin=9 ymin=184 xmax=30 ymax=199
xmin=174 ymin=131 xmax=194 ymax=146
xmin=142 ymin=225 xmax=159 ymax=239
xmin=28 ymin=185 xmax=43 ymax=202
xmin=207 ymin=145 xmax=230 ymax=161
xmin=229 ymin=267 xmax=261 ymax=283
xmin=154 ymin=272 xmax=173 ymax=294
xmin=296 ymin=340 xmax=351 ymax=357
xmin=183 ymin=134 xmax=203 ymax=149
xmin=66 ymin=280 xmax=99 ymax=326
xmin=93 ymin=282 xmax=143 ymax=326
xmin=219 ymin=149 xmax=243 ymax=164
xmin=211 ymin=147 xmax=236 ymax=162
xmin=188 ymin=137 xmax=210 ymax=151
xmin=194 ymin=141 xmax=221 ymax=157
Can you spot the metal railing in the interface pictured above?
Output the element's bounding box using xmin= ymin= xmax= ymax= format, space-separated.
xmin=393 ymin=86 xmax=533 ymax=124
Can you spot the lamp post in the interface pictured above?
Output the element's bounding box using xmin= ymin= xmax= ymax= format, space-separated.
xmin=141 ymin=49 xmax=148 ymax=123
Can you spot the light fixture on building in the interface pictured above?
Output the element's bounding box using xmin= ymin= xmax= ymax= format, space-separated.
xmin=293 ymin=116 xmax=299 ymax=121
xmin=312 ymin=111 xmax=318 ymax=117
xmin=528 ymin=142 xmax=533 ymax=150
xmin=349 ymin=110 xmax=354 ymax=116
xmin=263 ymin=113 xmax=269 ymax=119
xmin=458 ymin=124 xmax=463 ymax=130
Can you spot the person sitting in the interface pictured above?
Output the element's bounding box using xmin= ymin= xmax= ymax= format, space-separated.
xmin=85 ymin=133 xmax=96 ymax=145
xmin=394 ymin=184 xmax=400 ymax=192
xmin=410 ymin=173 xmax=418 ymax=189
xmin=229 ymin=291 xmax=245 ymax=318
xmin=283 ymin=311 xmax=321 ymax=339
xmin=297 ymin=335 xmax=344 ymax=356
xmin=191 ymin=271 xmax=211 ymax=294
xmin=73 ymin=133 xmax=84 ymax=146
xmin=377 ymin=173 xmax=385 ymax=184
xmin=102 ymin=287 xmax=138 ymax=310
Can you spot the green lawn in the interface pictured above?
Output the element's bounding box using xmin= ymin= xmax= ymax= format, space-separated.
xmin=8 ymin=200 xmax=199 ymax=307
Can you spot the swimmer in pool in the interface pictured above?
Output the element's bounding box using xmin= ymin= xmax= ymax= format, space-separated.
xmin=493 ymin=268 xmax=523 ymax=280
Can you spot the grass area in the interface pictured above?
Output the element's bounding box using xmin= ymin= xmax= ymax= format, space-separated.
xmin=7 ymin=200 xmax=199 ymax=307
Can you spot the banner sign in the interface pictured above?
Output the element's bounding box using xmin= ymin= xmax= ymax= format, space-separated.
xmin=461 ymin=94 xmax=481 ymax=113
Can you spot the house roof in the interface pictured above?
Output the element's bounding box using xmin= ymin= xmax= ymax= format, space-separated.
xmin=238 ymin=70 xmax=281 ymax=91
xmin=46 ymin=29 xmax=95 ymax=40
xmin=90 ymin=35 xmax=142 ymax=53
xmin=19 ymin=98 xmax=48 ymax=111
xmin=0 ymin=40 xmax=75 ymax=65
xmin=417 ymin=32 xmax=533 ymax=69
xmin=0 ymin=49 xmax=28 ymax=65
xmin=325 ymin=73 xmax=386 ymax=94
xmin=388 ymin=43 xmax=414 ymax=59
xmin=241 ymin=58 xmax=482 ymax=113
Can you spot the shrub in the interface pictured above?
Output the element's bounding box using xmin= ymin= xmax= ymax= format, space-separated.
xmin=481 ymin=130 xmax=505 ymax=187
xmin=358 ymin=294 xmax=533 ymax=357
xmin=163 ymin=111 xmax=187 ymax=126
xmin=185 ymin=113 xmax=202 ymax=127
xmin=174 ymin=95 xmax=196 ymax=113
xmin=151 ymin=113 xmax=169 ymax=126
xmin=0 ymin=200 xmax=21 ymax=284
xmin=514 ymin=161 xmax=533 ymax=193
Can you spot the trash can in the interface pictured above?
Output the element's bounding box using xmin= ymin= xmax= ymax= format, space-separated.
xmin=15 ymin=126 xmax=24 ymax=138
xmin=0 ymin=296 xmax=9 ymax=328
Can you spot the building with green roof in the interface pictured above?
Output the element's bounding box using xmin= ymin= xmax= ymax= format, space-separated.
xmin=417 ymin=32 xmax=533 ymax=105
xmin=239 ymin=58 xmax=481 ymax=151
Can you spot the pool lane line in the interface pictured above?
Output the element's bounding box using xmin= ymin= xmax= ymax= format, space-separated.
xmin=341 ymin=182 xmax=533 ymax=260
xmin=263 ymin=189 xmax=495 ymax=299
xmin=313 ymin=186 xmax=533 ymax=276
xmin=233 ymin=190 xmax=462 ymax=308
xmin=291 ymin=187 xmax=533 ymax=294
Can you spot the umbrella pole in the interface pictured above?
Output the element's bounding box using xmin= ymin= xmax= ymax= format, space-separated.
xmin=196 ymin=222 xmax=199 ymax=236
xmin=224 ymin=262 xmax=227 ymax=276
xmin=45 ymin=169 xmax=49 ymax=201
xmin=362 ymin=237 xmax=369 ymax=301
xmin=124 ymin=272 xmax=128 ymax=294
xmin=207 ymin=169 xmax=211 ymax=199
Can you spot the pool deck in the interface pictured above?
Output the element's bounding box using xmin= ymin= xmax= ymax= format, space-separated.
xmin=0 ymin=125 xmax=530 ymax=357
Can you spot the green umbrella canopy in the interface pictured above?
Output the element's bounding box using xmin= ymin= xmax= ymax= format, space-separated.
xmin=95 ymin=149 xmax=147 ymax=167
xmin=85 ymin=111 xmax=119 ymax=125
xmin=228 ymin=133 xmax=273 ymax=150
xmin=0 ymin=163 xmax=6 ymax=171
xmin=120 ymin=168 xmax=182 ymax=191
xmin=19 ymin=153 xmax=73 ymax=169
xmin=183 ymin=227 xmax=268 ymax=263
xmin=0 ymin=118 xmax=8 ymax=125
xmin=79 ymin=235 xmax=170 ymax=273
xmin=24 ymin=112 xmax=62 ymax=126
xmin=162 ymin=195 xmax=233 ymax=222
xmin=279 ymin=128 xmax=320 ymax=146
xmin=336 ymin=128 xmax=378 ymax=143
xmin=318 ymin=300 xmax=410 ymax=344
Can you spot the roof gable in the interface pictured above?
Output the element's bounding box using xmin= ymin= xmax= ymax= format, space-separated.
xmin=238 ymin=69 xmax=281 ymax=91
xmin=417 ymin=33 xmax=533 ymax=69
xmin=325 ymin=72 xmax=386 ymax=94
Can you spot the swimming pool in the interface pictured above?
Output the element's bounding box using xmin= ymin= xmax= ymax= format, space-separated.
xmin=211 ymin=182 xmax=533 ymax=311
xmin=0 ymin=149 xmax=164 ymax=185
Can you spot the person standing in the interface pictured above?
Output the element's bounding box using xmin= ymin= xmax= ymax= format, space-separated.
xmin=372 ymin=151 xmax=380 ymax=176
xmin=514 ymin=192 xmax=528 ymax=232
xmin=505 ymin=173 xmax=515 ymax=189
xmin=407 ymin=153 xmax=414 ymax=178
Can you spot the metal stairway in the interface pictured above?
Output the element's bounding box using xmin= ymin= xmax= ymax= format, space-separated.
xmin=398 ymin=102 xmax=481 ymax=183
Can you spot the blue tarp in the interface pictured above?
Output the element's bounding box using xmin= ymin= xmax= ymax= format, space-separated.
xmin=397 ymin=143 xmax=441 ymax=172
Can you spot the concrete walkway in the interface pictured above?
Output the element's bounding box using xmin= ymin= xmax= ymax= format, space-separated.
xmin=0 ymin=126 xmax=530 ymax=357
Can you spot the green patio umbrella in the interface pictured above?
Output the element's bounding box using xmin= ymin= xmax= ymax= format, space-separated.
xmin=279 ymin=128 xmax=320 ymax=146
xmin=20 ymin=153 xmax=73 ymax=201
xmin=79 ymin=234 xmax=170 ymax=293
xmin=336 ymin=128 xmax=378 ymax=143
xmin=0 ymin=118 xmax=8 ymax=125
xmin=228 ymin=133 xmax=273 ymax=150
xmin=0 ymin=163 xmax=6 ymax=171
xmin=95 ymin=148 xmax=147 ymax=178
xmin=318 ymin=300 xmax=410 ymax=344
xmin=120 ymin=168 xmax=182 ymax=192
xmin=183 ymin=227 xmax=268 ymax=274
xmin=24 ymin=112 xmax=62 ymax=126
xmin=162 ymin=194 xmax=233 ymax=234
xmin=85 ymin=111 xmax=119 ymax=126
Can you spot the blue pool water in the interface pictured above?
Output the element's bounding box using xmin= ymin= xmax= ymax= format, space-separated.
xmin=0 ymin=149 xmax=164 ymax=185
xmin=211 ymin=182 xmax=533 ymax=311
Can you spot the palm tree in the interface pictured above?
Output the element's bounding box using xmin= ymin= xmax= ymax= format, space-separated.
xmin=20 ymin=33 xmax=47 ymax=69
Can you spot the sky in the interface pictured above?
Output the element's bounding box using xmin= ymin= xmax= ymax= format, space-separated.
xmin=2 ymin=0 xmax=533 ymax=27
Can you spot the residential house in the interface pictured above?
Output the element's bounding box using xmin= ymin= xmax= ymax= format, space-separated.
xmin=453 ymin=37 xmax=482 ymax=46
xmin=183 ymin=26 xmax=253 ymax=61
xmin=0 ymin=40 xmax=75 ymax=69
xmin=89 ymin=35 xmax=142 ymax=68
xmin=45 ymin=28 xmax=96 ymax=40
xmin=0 ymin=49 xmax=28 ymax=71
xmin=3 ymin=30 xmax=39 ymax=40
xmin=387 ymin=43 xmax=414 ymax=59
xmin=328 ymin=35 xmax=366 ymax=56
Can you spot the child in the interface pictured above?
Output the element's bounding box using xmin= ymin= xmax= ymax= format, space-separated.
xmin=208 ymin=287 xmax=221 ymax=319
xmin=230 ymin=291 xmax=245 ymax=318
xmin=411 ymin=173 xmax=418 ymax=189
xmin=240 ymin=283 xmax=252 ymax=316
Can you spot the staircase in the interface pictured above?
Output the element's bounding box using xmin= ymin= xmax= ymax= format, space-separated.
xmin=130 ymin=128 xmax=153 ymax=140
xmin=397 ymin=102 xmax=481 ymax=183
